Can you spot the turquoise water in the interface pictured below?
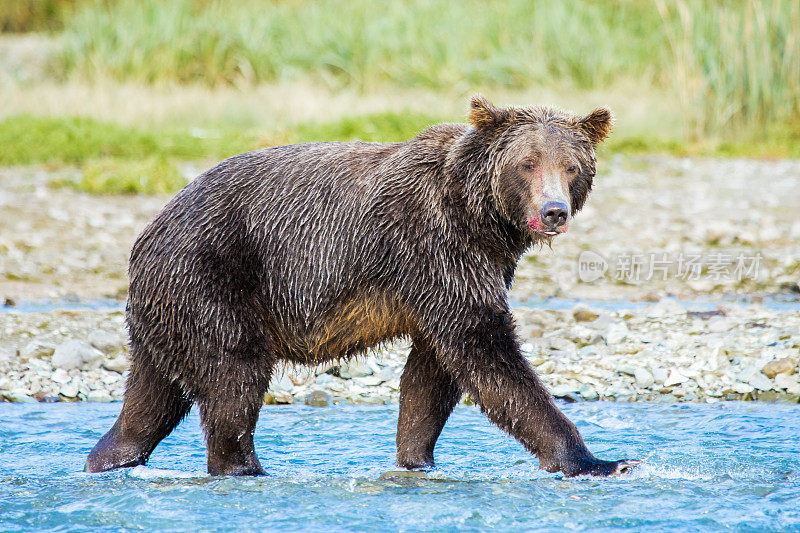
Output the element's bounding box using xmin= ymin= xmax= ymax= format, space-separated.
xmin=1 ymin=402 xmax=799 ymax=532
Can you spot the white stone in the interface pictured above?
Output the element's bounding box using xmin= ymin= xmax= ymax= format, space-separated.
xmin=615 ymin=362 xmax=636 ymax=376
xmin=551 ymin=383 xmax=579 ymax=397
xmin=605 ymin=322 xmax=628 ymax=345
xmin=20 ymin=339 xmax=54 ymax=362
xmin=759 ymin=226 xmax=782 ymax=242
xmin=736 ymin=364 xmax=760 ymax=382
xmin=100 ymin=371 xmax=122 ymax=385
xmin=790 ymin=221 xmax=800 ymax=239
xmin=26 ymin=358 xmax=51 ymax=372
xmin=338 ymin=360 xmax=372 ymax=379
xmin=315 ymin=373 xmax=335 ymax=387
xmin=651 ymin=366 xmax=669 ymax=385
xmin=520 ymin=342 xmax=534 ymax=353
xmin=538 ymin=361 xmax=556 ymax=374
xmin=87 ymin=390 xmax=113 ymax=402
xmin=88 ymin=330 xmax=124 ymax=353
xmin=732 ymin=382 xmax=755 ymax=394
xmin=4 ymin=391 xmax=37 ymax=403
xmin=775 ymin=373 xmax=800 ymax=392
xmin=51 ymin=340 xmax=102 ymax=371
xmin=0 ymin=348 xmax=14 ymax=363
xmin=748 ymin=373 xmax=773 ymax=391
xmin=548 ymin=337 xmax=577 ymax=352
xmin=356 ymin=375 xmax=384 ymax=387
xmin=703 ymin=221 xmax=736 ymax=244
xmin=59 ymin=382 xmax=79 ymax=398
xmin=102 ymin=357 xmax=129 ymax=373
xmin=707 ymin=317 xmax=733 ymax=333
xmin=647 ymin=298 xmax=687 ymax=318
xmin=634 ymin=367 xmax=655 ymax=388
xmin=270 ymin=373 xmax=294 ymax=392
xmin=664 ymin=370 xmax=689 ymax=387
xmin=51 ymin=368 xmax=71 ymax=384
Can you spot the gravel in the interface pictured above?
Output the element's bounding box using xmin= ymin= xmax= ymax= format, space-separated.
xmin=1 ymin=300 xmax=797 ymax=404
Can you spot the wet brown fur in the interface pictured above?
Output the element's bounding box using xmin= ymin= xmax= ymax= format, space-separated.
xmin=85 ymin=96 xmax=632 ymax=477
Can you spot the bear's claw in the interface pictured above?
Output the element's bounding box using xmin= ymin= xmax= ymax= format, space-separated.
xmin=565 ymin=458 xmax=641 ymax=477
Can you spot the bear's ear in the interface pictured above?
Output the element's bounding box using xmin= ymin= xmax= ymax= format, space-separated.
xmin=579 ymin=107 xmax=614 ymax=144
xmin=468 ymin=95 xmax=513 ymax=130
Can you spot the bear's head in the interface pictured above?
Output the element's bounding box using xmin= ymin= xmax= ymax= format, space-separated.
xmin=466 ymin=95 xmax=612 ymax=240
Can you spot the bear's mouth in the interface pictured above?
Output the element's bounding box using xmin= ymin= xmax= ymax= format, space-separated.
xmin=527 ymin=215 xmax=569 ymax=238
xmin=532 ymin=229 xmax=560 ymax=239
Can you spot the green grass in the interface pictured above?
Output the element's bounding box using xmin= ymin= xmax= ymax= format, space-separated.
xmin=294 ymin=112 xmax=446 ymax=144
xmin=3 ymin=110 xmax=798 ymax=195
xmin=52 ymin=157 xmax=188 ymax=195
xmin=55 ymin=0 xmax=799 ymax=138
xmin=0 ymin=115 xmax=254 ymax=166
xmin=0 ymin=114 xmax=257 ymax=195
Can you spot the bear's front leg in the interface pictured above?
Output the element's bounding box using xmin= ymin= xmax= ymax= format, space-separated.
xmin=427 ymin=305 xmax=636 ymax=477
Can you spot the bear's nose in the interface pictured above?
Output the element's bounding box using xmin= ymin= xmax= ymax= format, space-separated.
xmin=541 ymin=202 xmax=569 ymax=227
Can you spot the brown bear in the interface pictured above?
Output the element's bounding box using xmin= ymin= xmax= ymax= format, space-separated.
xmin=85 ymin=96 xmax=636 ymax=477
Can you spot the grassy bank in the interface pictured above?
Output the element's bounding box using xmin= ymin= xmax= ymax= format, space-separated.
xmin=4 ymin=108 xmax=797 ymax=195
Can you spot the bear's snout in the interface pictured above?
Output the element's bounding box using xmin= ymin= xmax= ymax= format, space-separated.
xmin=541 ymin=201 xmax=569 ymax=233
xmin=529 ymin=201 xmax=569 ymax=236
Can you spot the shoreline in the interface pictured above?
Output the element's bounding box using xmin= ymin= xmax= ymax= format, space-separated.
xmin=2 ymin=298 xmax=797 ymax=405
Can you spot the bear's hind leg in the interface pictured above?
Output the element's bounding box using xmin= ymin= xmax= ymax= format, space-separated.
xmin=198 ymin=367 xmax=270 ymax=476
xmin=396 ymin=340 xmax=461 ymax=470
xmin=85 ymin=358 xmax=192 ymax=473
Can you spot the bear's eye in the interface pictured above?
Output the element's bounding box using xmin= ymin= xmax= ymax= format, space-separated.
xmin=521 ymin=161 xmax=536 ymax=171
xmin=565 ymin=165 xmax=578 ymax=174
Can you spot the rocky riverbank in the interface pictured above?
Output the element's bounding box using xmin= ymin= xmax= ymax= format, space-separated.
xmin=2 ymin=298 xmax=798 ymax=405
xmin=2 ymin=156 xmax=800 ymax=303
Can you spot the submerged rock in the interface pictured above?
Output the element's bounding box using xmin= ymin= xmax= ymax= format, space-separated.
xmin=3 ymin=391 xmax=37 ymax=403
xmin=379 ymin=470 xmax=427 ymax=480
xmin=304 ymin=390 xmax=331 ymax=407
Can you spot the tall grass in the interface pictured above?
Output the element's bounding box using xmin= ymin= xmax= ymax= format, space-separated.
xmin=0 ymin=0 xmax=76 ymax=32
xmin=60 ymin=0 xmax=665 ymax=90
xmin=49 ymin=0 xmax=800 ymax=137
xmin=656 ymin=0 xmax=800 ymax=136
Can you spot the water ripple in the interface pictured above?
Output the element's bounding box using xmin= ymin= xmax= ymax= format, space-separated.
xmin=1 ymin=401 xmax=799 ymax=531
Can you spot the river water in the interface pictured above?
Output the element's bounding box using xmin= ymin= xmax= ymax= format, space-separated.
xmin=1 ymin=401 xmax=799 ymax=531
